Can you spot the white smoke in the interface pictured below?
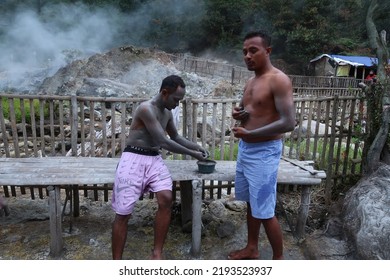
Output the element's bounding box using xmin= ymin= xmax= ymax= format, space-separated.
xmin=0 ymin=1 xmax=205 ymax=92
xmin=0 ymin=3 xmax=122 ymax=90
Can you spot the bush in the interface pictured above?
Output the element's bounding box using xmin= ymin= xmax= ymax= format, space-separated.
xmin=214 ymin=143 xmax=238 ymax=160
xmin=1 ymin=97 xmax=51 ymax=124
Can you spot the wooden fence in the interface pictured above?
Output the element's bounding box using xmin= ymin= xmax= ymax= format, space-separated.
xmin=293 ymin=87 xmax=362 ymax=97
xmin=0 ymin=89 xmax=366 ymax=202
xmin=166 ymin=53 xmax=363 ymax=88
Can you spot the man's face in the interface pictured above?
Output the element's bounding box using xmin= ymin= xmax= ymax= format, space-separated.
xmin=242 ymin=36 xmax=271 ymax=71
xmin=166 ymin=86 xmax=185 ymax=110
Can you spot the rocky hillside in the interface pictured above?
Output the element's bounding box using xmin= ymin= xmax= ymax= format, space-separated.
xmin=36 ymin=45 xmax=242 ymax=100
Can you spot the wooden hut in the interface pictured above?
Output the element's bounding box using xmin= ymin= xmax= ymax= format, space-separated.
xmin=309 ymin=54 xmax=378 ymax=80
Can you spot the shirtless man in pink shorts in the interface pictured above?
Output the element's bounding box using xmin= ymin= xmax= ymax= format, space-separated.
xmin=111 ymin=75 xmax=208 ymax=260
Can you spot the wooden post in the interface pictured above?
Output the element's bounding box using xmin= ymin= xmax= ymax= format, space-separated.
xmin=48 ymin=186 xmax=63 ymax=257
xmin=70 ymin=95 xmax=78 ymax=156
xmin=70 ymin=95 xmax=80 ymax=217
xmin=182 ymin=98 xmax=188 ymax=138
xmin=185 ymin=98 xmax=193 ymax=160
xmin=295 ymin=185 xmax=311 ymax=239
xmin=325 ymin=94 xmax=339 ymax=204
xmin=179 ymin=181 xmax=192 ymax=228
xmin=191 ymin=179 xmax=202 ymax=258
xmin=8 ymin=98 xmax=20 ymax=158
xmin=0 ymin=100 xmax=10 ymax=157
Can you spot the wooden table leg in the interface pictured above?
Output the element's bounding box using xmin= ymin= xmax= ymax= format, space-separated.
xmin=62 ymin=187 xmax=73 ymax=233
xmin=191 ymin=179 xmax=202 ymax=257
xmin=48 ymin=186 xmax=63 ymax=257
xmin=295 ymin=185 xmax=311 ymax=239
xmin=179 ymin=181 xmax=193 ymax=228
xmin=73 ymin=185 xmax=80 ymax=217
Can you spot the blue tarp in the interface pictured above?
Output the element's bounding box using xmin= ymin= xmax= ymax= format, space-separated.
xmin=310 ymin=54 xmax=378 ymax=67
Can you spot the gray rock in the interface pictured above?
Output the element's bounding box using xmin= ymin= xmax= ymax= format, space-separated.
xmin=343 ymin=165 xmax=390 ymax=259
xmin=302 ymin=230 xmax=354 ymax=260
xmin=225 ymin=200 xmax=246 ymax=212
xmin=291 ymin=120 xmax=331 ymax=139
xmin=76 ymin=78 xmax=134 ymax=98
xmin=208 ymin=200 xmax=227 ymax=221
xmin=216 ymin=220 xmax=235 ymax=238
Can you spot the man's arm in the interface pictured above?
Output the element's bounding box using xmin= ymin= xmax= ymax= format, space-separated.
xmin=139 ymin=105 xmax=206 ymax=160
xmin=165 ymin=115 xmax=209 ymax=157
xmin=268 ymin=74 xmax=296 ymax=133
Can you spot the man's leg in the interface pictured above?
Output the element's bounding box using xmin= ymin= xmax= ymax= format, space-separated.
xmin=112 ymin=213 xmax=131 ymax=260
xmin=262 ymin=216 xmax=284 ymax=259
xmin=0 ymin=197 xmax=10 ymax=217
xmin=228 ymin=203 xmax=261 ymax=259
xmin=152 ymin=190 xmax=172 ymax=259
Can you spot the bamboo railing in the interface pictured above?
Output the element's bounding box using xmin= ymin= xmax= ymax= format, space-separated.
xmin=0 ymin=89 xmax=366 ymax=202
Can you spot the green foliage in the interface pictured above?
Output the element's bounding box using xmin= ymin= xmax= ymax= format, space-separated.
xmin=284 ymin=138 xmax=363 ymax=174
xmin=1 ymin=98 xmax=50 ymax=124
xmin=365 ymin=82 xmax=386 ymax=145
xmin=284 ymin=1 xmax=335 ymax=65
xmin=141 ymin=0 xmax=207 ymax=52
xmin=333 ymin=37 xmax=360 ymax=53
xmin=213 ymin=143 xmax=239 ymax=160
xmin=182 ymin=0 xmax=259 ymax=55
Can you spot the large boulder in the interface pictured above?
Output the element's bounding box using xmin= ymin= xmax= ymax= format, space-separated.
xmin=342 ymin=165 xmax=390 ymax=259
xmin=289 ymin=120 xmax=331 ymax=139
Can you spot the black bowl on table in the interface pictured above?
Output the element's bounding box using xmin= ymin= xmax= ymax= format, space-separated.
xmin=197 ymin=160 xmax=217 ymax=174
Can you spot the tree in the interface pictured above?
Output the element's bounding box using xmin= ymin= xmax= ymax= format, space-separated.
xmin=362 ymin=0 xmax=390 ymax=175
xmin=199 ymin=0 xmax=252 ymax=52
xmin=253 ymin=0 xmax=344 ymax=73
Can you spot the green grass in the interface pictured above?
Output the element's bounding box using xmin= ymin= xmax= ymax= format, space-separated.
xmin=213 ymin=143 xmax=238 ymax=160
xmin=164 ymin=143 xmax=239 ymax=161
xmin=284 ymin=138 xmax=363 ymax=174
xmin=1 ymin=97 xmax=51 ymax=123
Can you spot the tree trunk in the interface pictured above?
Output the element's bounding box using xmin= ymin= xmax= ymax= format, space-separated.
xmin=362 ymin=0 xmax=390 ymax=175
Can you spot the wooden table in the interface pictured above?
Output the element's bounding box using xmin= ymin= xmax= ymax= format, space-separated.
xmin=0 ymin=157 xmax=326 ymax=258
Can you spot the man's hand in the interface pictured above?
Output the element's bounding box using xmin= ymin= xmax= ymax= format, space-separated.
xmin=231 ymin=126 xmax=249 ymax=139
xmin=193 ymin=150 xmax=208 ymax=161
xmin=199 ymin=148 xmax=210 ymax=159
xmin=196 ymin=148 xmax=210 ymax=161
xmin=232 ymin=106 xmax=249 ymax=122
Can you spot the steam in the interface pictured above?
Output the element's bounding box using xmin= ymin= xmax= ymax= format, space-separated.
xmin=0 ymin=1 xmax=205 ymax=92
xmin=0 ymin=3 xmax=122 ymax=91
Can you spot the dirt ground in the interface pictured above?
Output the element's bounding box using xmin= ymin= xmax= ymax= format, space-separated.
xmin=0 ymin=190 xmax=309 ymax=260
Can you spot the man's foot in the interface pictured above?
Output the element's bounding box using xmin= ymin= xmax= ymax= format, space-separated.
xmin=150 ymin=249 xmax=163 ymax=260
xmin=0 ymin=200 xmax=10 ymax=217
xmin=4 ymin=205 xmax=10 ymax=216
xmin=228 ymin=247 xmax=259 ymax=260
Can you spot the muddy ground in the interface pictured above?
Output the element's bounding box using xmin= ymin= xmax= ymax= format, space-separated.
xmin=0 ymin=190 xmax=309 ymax=260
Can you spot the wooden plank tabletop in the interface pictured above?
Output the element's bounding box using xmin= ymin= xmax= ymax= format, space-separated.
xmin=0 ymin=157 xmax=326 ymax=186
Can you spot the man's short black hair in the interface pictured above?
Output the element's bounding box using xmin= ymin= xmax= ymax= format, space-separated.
xmin=160 ymin=75 xmax=185 ymax=92
xmin=244 ymin=30 xmax=271 ymax=47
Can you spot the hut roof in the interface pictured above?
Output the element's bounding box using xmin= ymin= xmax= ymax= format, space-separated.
xmin=310 ymin=54 xmax=378 ymax=67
